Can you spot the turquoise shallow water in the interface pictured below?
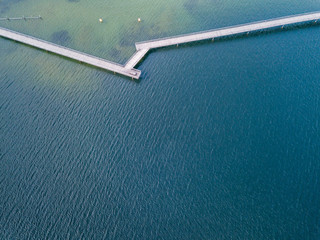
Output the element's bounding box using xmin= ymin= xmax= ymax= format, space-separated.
xmin=1 ymin=1 xmax=320 ymax=239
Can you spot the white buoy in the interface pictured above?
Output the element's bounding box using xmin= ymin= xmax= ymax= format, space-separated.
xmin=99 ymin=18 xmax=103 ymax=23
xmin=138 ymin=18 xmax=141 ymax=22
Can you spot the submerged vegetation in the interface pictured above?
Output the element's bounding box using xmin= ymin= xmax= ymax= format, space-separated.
xmin=51 ymin=30 xmax=72 ymax=46
xmin=0 ymin=0 xmax=24 ymax=14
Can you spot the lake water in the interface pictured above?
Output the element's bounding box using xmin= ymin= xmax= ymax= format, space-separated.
xmin=1 ymin=0 xmax=320 ymax=239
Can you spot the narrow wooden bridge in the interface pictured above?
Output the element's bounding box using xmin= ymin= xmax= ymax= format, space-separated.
xmin=0 ymin=16 xmax=42 ymax=21
xmin=0 ymin=11 xmax=319 ymax=79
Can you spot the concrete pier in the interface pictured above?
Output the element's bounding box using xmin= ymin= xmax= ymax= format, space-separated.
xmin=131 ymin=12 xmax=320 ymax=69
xmin=1 ymin=11 xmax=319 ymax=79
xmin=135 ymin=12 xmax=320 ymax=50
xmin=0 ymin=27 xmax=141 ymax=79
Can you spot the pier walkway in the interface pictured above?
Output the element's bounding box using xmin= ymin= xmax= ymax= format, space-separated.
xmin=0 ymin=11 xmax=319 ymax=79
xmin=132 ymin=12 xmax=320 ymax=68
xmin=0 ymin=27 xmax=141 ymax=79
xmin=136 ymin=12 xmax=320 ymax=51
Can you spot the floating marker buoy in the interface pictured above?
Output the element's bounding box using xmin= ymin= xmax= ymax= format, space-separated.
xmin=99 ymin=18 xmax=103 ymax=23
xmin=138 ymin=18 xmax=141 ymax=22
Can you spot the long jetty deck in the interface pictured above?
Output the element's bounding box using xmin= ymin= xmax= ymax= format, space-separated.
xmin=135 ymin=12 xmax=320 ymax=51
xmin=1 ymin=11 xmax=320 ymax=79
xmin=0 ymin=27 xmax=141 ymax=79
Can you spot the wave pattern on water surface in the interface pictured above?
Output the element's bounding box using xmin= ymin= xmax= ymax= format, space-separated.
xmin=1 ymin=0 xmax=320 ymax=239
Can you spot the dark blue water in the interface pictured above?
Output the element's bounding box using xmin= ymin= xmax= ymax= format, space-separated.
xmin=1 ymin=2 xmax=320 ymax=239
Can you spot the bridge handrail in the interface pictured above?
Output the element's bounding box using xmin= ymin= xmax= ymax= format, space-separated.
xmin=135 ymin=11 xmax=320 ymax=47
xmin=0 ymin=26 xmax=126 ymax=68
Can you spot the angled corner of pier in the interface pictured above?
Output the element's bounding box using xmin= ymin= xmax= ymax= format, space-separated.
xmin=124 ymin=48 xmax=150 ymax=70
xmin=1 ymin=11 xmax=320 ymax=79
